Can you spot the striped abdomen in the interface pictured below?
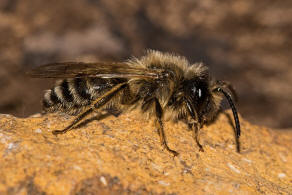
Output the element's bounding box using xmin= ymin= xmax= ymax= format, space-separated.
xmin=42 ymin=78 xmax=123 ymax=115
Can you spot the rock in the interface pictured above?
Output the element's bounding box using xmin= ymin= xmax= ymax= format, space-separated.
xmin=0 ymin=110 xmax=291 ymax=194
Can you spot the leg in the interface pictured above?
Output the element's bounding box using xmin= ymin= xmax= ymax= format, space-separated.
xmin=154 ymin=98 xmax=179 ymax=156
xmin=193 ymin=123 xmax=204 ymax=152
xmin=73 ymin=112 xmax=111 ymax=129
xmin=52 ymin=82 xmax=127 ymax=135
xmin=52 ymin=108 xmax=93 ymax=135
xmin=185 ymin=98 xmax=204 ymax=151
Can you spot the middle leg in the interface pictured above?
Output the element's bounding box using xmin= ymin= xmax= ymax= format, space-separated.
xmin=154 ymin=98 xmax=179 ymax=156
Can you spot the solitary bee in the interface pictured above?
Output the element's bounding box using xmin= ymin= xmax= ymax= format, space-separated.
xmin=29 ymin=50 xmax=240 ymax=156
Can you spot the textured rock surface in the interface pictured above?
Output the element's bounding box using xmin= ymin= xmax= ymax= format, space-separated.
xmin=0 ymin=110 xmax=291 ymax=194
xmin=1 ymin=0 xmax=292 ymax=129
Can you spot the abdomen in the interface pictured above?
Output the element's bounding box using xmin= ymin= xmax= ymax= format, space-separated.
xmin=42 ymin=78 xmax=124 ymax=115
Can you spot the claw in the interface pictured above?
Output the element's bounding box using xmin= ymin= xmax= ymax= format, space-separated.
xmin=198 ymin=146 xmax=204 ymax=152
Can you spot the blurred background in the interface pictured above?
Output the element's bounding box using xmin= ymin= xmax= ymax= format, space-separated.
xmin=0 ymin=0 xmax=291 ymax=129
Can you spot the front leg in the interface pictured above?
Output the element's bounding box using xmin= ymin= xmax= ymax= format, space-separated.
xmin=185 ymin=98 xmax=204 ymax=152
xmin=193 ymin=123 xmax=204 ymax=152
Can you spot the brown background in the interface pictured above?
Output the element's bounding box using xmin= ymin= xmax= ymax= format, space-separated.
xmin=0 ymin=0 xmax=291 ymax=129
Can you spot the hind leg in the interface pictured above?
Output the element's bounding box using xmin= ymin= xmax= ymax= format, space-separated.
xmin=52 ymin=83 xmax=127 ymax=135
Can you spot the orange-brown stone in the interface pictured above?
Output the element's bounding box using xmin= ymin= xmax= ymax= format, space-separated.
xmin=0 ymin=110 xmax=291 ymax=194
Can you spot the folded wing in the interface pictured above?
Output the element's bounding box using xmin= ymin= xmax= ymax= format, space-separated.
xmin=28 ymin=62 xmax=162 ymax=79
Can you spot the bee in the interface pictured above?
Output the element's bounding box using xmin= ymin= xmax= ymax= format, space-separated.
xmin=29 ymin=50 xmax=241 ymax=156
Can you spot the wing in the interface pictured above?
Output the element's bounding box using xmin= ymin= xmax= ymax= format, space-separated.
xmin=28 ymin=62 xmax=163 ymax=79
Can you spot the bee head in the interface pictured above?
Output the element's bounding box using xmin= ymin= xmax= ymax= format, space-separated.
xmin=183 ymin=78 xmax=211 ymax=116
